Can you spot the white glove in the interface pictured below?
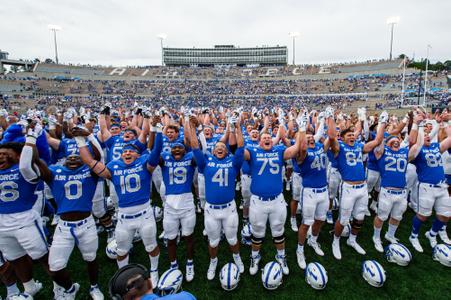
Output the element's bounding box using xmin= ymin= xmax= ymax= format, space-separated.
xmin=229 ymin=116 xmax=237 ymax=126
xmin=26 ymin=123 xmax=43 ymax=143
xmin=357 ymin=107 xmax=366 ymax=122
xmin=278 ymin=115 xmax=285 ymax=127
xmin=68 ymin=107 xmax=77 ymax=116
xmin=63 ymin=111 xmax=73 ymax=122
xmin=318 ymin=111 xmax=325 ymax=123
xmin=0 ymin=109 xmax=8 ymax=118
xmin=325 ymin=106 xmax=334 ymax=119
xmin=379 ymin=111 xmax=389 ymax=124
xmin=402 ymin=113 xmax=410 ymax=124
xmin=296 ymin=112 xmax=308 ymax=132
xmin=79 ymin=106 xmax=86 ymax=116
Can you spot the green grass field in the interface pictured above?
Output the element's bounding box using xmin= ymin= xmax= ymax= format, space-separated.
xmin=2 ymin=190 xmax=450 ymax=299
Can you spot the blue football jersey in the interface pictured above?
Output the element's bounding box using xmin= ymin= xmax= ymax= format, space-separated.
xmin=377 ymin=146 xmax=408 ymax=188
xmin=205 ymin=135 xmax=221 ymax=153
xmin=194 ymin=147 xmax=244 ymax=204
xmin=0 ymin=164 xmax=38 ymax=214
xmin=242 ymin=140 xmax=259 ymax=175
xmin=299 ymin=143 xmax=328 ymax=188
xmin=48 ymin=165 xmax=98 ymax=214
xmin=413 ymin=143 xmax=445 ymax=184
xmin=60 ymin=138 xmax=80 ymax=157
xmin=327 ymin=150 xmax=338 ymax=168
xmin=161 ymin=152 xmax=195 ymax=195
xmin=249 ymin=145 xmax=286 ymax=197
xmin=367 ymin=150 xmax=379 ymax=171
xmin=107 ymin=155 xmax=152 ymax=208
xmin=105 ymin=136 xmax=146 ymax=162
xmin=162 ymin=136 xmax=184 ymax=154
xmin=336 ymin=141 xmax=365 ymax=181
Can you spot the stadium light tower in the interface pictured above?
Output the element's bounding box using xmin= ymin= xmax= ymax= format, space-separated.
xmin=288 ymin=32 xmax=300 ymax=65
xmin=386 ymin=16 xmax=400 ymax=60
xmin=157 ymin=33 xmax=167 ymax=66
xmin=48 ymin=24 xmax=62 ymax=64
xmin=423 ymin=44 xmax=432 ymax=106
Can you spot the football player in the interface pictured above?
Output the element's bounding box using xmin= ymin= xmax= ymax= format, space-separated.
xmin=371 ymin=113 xmax=423 ymax=252
xmin=188 ymin=115 xmax=245 ymax=279
xmin=36 ymin=127 xmax=105 ymax=299
xmin=243 ymin=112 xmax=302 ymax=276
xmin=408 ymin=117 xmax=451 ymax=252
xmin=296 ymin=111 xmax=335 ymax=269
xmin=158 ymin=127 xmax=197 ymax=282
xmin=77 ymin=116 xmax=163 ymax=287
xmin=328 ymin=109 xmax=388 ymax=259
xmin=0 ymin=126 xmax=79 ymax=298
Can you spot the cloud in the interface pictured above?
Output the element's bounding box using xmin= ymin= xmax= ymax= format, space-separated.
xmin=1 ymin=0 xmax=449 ymax=66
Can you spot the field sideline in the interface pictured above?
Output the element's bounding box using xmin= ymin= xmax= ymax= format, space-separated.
xmin=1 ymin=190 xmax=450 ymax=299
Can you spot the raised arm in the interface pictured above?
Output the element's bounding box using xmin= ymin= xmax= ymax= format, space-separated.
xmin=284 ymin=112 xmax=305 ymax=160
xmin=363 ymin=111 xmax=388 ymax=153
xmin=147 ymin=116 xmax=163 ymax=172
xmin=234 ymin=117 xmax=244 ymax=148
xmin=75 ymin=134 xmax=112 ymax=180
xmin=19 ymin=124 xmax=51 ymax=183
xmin=439 ymin=125 xmax=451 ymax=153
xmin=408 ymin=122 xmax=424 ymax=161
xmin=137 ymin=112 xmax=150 ymax=145
xmin=324 ymin=107 xmax=339 ymax=155
xmin=98 ymin=108 xmax=112 ymax=143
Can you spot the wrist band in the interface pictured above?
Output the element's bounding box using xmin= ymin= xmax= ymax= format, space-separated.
xmin=75 ymin=136 xmax=87 ymax=147
xmin=25 ymin=135 xmax=37 ymax=144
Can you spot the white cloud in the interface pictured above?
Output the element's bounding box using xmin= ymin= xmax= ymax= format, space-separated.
xmin=1 ymin=0 xmax=449 ymax=66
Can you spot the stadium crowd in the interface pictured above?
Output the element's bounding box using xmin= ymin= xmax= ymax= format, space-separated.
xmin=0 ymin=96 xmax=450 ymax=299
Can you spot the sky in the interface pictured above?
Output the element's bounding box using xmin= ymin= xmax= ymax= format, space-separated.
xmin=1 ymin=0 xmax=449 ymax=66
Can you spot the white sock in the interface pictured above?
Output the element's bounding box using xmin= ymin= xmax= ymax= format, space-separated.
xmin=387 ymin=223 xmax=398 ymax=237
xmin=297 ymin=244 xmax=304 ymax=252
xmin=251 ymin=250 xmax=260 ymax=258
xmin=23 ymin=279 xmax=36 ymax=293
xmin=232 ymin=253 xmax=241 ymax=261
xmin=349 ymin=233 xmax=357 ymax=243
xmin=310 ymin=234 xmax=318 ymax=243
xmin=149 ymin=253 xmax=159 ymax=271
xmin=117 ymin=255 xmax=129 ymax=268
xmin=334 ymin=235 xmax=340 ymax=242
xmin=7 ymin=283 xmax=20 ymax=297
xmin=170 ymin=260 xmax=178 ymax=268
xmin=373 ymin=227 xmax=382 ymax=240
xmin=187 ymin=259 xmax=193 ymax=265
xmin=277 ymin=248 xmax=285 ymax=257
xmin=210 ymin=257 xmax=218 ymax=265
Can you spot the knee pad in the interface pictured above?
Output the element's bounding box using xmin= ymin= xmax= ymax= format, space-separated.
xmin=82 ymin=252 xmax=96 ymax=263
xmin=144 ymin=242 xmax=158 ymax=253
xmin=351 ymin=219 xmax=364 ymax=230
xmin=92 ymin=199 xmax=106 ymax=219
xmin=226 ymin=236 xmax=238 ymax=246
xmin=273 ymin=234 xmax=285 ymax=245
xmin=251 ymin=235 xmax=263 ymax=245
xmin=209 ymin=238 xmax=220 ymax=248
xmin=49 ymin=258 xmax=67 ymax=272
